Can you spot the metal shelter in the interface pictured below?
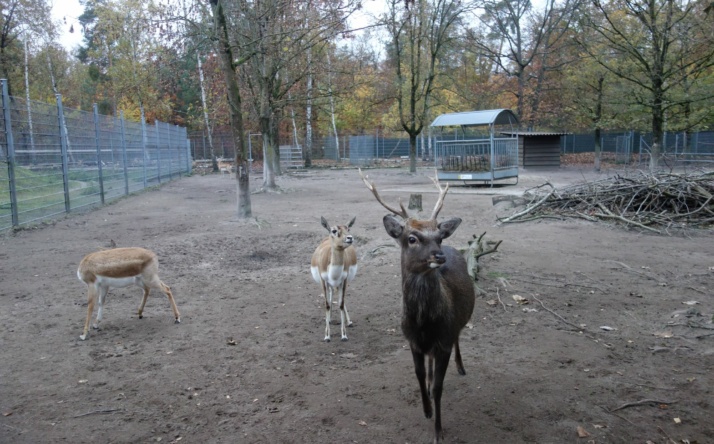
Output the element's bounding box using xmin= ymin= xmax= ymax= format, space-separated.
xmin=431 ymin=109 xmax=519 ymax=185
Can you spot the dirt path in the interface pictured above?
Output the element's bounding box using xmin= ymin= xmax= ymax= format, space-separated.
xmin=1 ymin=166 xmax=712 ymax=443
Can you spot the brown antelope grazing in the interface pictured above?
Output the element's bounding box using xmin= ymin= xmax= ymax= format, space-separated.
xmin=360 ymin=169 xmax=475 ymax=444
xmin=310 ymin=216 xmax=358 ymax=342
xmin=77 ymin=247 xmax=181 ymax=340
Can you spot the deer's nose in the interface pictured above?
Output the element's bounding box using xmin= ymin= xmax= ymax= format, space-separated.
xmin=345 ymin=235 xmax=353 ymax=244
xmin=434 ymin=252 xmax=446 ymax=264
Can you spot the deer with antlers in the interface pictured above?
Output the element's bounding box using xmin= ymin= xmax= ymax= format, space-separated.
xmin=310 ymin=216 xmax=358 ymax=342
xmin=359 ymin=169 xmax=475 ymax=444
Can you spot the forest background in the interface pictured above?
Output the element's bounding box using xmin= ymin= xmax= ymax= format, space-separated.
xmin=2 ymin=0 xmax=714 ymax=179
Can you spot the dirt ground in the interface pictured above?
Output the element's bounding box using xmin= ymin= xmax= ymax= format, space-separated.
xmin=1 ymin=164 xmax=712 ymax=444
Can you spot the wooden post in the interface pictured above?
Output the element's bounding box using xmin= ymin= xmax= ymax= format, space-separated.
xmin=408 ymin=193 xmax=422 ymax=211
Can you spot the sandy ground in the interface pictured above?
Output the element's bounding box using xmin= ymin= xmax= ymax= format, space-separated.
xmin=1 ymin=164 xmax=713 ymax=444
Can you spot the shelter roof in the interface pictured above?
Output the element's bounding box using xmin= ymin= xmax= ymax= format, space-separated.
xmin=430 ymin=109 xmax=519 ymax=127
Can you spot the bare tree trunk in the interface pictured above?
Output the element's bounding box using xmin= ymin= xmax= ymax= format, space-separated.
xmin=197 ymin=54 xmax=218 ymax=171
xmin=327 ymin=51 xmax=339 ymax=160
xmin=211 ymin=0 xmax=252 ymax=218
xmin=24 ymin=40 xmax=36 ymax=162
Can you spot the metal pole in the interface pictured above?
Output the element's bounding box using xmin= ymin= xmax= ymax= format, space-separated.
xmin=155 ymin=121 xmax=162 ymax=183
xmin=166 ymin=122 xmax=173 ymax=180
xmin=92 ymin=104 xmax=105 ymax=205
xmin=119 ymin=111 xmax=129 ymax=195
xmin=56 ymin=93 xmax=71 ymax=214
xmin=2 ymin=79 xmax=19 ymax=226
xmin=141 ymin=119 xmax=148 ymax=188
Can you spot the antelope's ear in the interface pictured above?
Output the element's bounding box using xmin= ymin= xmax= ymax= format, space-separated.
xmin=321 ymin=216 xmax=330 ymax=231
xmin=348 ymin=216 xmax=356 ymax=228
xmin=383 ymin=214 xmax=404 ymax=239
xmin=438 ymin=218 xmax=462 ymax=239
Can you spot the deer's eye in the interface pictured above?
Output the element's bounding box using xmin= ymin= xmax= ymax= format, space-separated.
xmin=408 ymin=235 xmax=418 ymax=245
xmin=331 ymin=229 xmax=338 ymax=235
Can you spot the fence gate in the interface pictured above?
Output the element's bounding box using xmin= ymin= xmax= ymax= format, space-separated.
xmin=279 ymin=145 xmax=303 ymax=169
xmin=615 ymin=134 xmax=632 ymax=164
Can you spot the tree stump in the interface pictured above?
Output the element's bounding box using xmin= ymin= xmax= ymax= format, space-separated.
xmin=408 ymin=193 xmax=422 ymax=211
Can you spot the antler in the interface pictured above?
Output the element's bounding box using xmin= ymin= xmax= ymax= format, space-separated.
xmin=359 ymin=168 xmax=410 ymax=219
xmin=429 ymin=170 xmax=449 ymax=220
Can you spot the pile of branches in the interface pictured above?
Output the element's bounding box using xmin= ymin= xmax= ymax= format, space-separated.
xmin=499 ymin=171 xmax=714 ymax=233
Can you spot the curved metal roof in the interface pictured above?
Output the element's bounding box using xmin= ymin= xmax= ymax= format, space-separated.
xmin=430 ymin=109 xmax=519 ymax=127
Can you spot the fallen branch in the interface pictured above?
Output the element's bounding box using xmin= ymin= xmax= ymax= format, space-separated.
xmin=73 ymin=408 xmax=123 ymax=418
xmin=532 ymin=295 xmax=584 ymax=332
xmin=610 ymin=399 xmax=678 ymax=412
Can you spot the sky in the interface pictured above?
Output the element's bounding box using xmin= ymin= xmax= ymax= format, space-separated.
xmin=51 ymin=0 xmax=84 ymax=51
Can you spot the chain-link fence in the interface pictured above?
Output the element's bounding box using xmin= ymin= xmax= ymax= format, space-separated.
xmin=562 ymin=130 xmax=714 ymax=165
xmin=0 ymin=80 xmax=191 ymax=231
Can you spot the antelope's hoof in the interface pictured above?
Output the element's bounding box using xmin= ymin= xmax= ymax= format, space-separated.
xmin=175 ymin=318 xmax=181 ymax=324
xmin=92 ymin=324 xmax=99 ymax=330
xmin=79 ymin=334 xmax=87 ymax=341
xmin=347 ymin=322 xmax=354 ymax=327
xmin=324 ymin=337 xmax=331 ymax=342
xmin=341 ymin=337 xmax=348 ymax=342
xmin=138 ymin=314 xmax=144 ymax=319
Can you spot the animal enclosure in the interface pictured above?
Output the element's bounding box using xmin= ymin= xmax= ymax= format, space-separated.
xmin=431 ymin=109 xmax=520 ymax=185
xmin=1 ymin=167 xmax=712 ymax=444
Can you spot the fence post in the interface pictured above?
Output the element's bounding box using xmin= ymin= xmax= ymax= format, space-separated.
xmin=56 ymin=94 xmax=71 ymax=214
xmin=166 ymin=122 xmax=173 ymax=180
xmin=119 ymin=111 xmax=129 ymax=195
xmin=92 ymin=104 xmax=105 ymax=205
xmin=155 ymin=121 xmax=162 ymax=183
xmin=141 ymin=119 xmax=148 ymax=189
xmin=2 ymin=79 xmax=19 ymax=227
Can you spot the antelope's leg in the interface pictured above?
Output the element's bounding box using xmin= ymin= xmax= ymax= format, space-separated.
xmin=339 ymin=281 xmax=350 ymax=341
xmin=323 ymin=281 xmax=331 ymax=342
xmin=454 ymin=338 xmax=466 ymax=375
xmin=138 ymin=286 xmax=150 ymax=319
xmin=411 ymin=348 xmax=432 ymax=419
xmin=158 ymin=280 xmax=181 ymax=323
xmin=93 ymin=286 xmax=109 ymax=329
xmin=80 ymin=285 xmax=97 ymax=340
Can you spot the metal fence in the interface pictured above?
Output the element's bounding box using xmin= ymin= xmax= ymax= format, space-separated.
xmin=0 ymin=80 xmax=191 ymax=231
xmin=562 ymin=130 xmax=714 ymax=163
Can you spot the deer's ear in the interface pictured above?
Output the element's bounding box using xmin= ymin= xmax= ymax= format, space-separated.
xmin=438 ymin=218 xmax=462 ymax=239
xmin=321 ymin=216 xmax=330 ymax=231
xmin=348 ymin=216 xmax=356 ymax=228
xmin=383 ymin=214 xmax=404 ymax=239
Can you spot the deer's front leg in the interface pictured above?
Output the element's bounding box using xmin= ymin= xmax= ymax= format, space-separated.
xmin=411 ymin=348 xmax=432 ymax=419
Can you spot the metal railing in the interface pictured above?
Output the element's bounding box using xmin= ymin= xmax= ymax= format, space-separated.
xmin=0 ymin=79 xmax=191 ymax=231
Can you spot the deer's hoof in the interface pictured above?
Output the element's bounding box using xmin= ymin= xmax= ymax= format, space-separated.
xmin=79 ymin=334 xmax=87 ymax=341
xmin=175 ymin=318 xmax=181 ymax=324
xmin=324 ymin=337 xmax=331 ymax=342
xmin=341 ymin=337 xmax=349 ymax=342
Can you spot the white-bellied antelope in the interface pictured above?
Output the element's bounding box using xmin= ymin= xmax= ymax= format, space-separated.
xmin=76 ymin=247 xmax=181 ymax=340
xmin=310 ymin=216 xmax=358 ymax=342
xmin=360 ymin=169 xmax=475 ymax=444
